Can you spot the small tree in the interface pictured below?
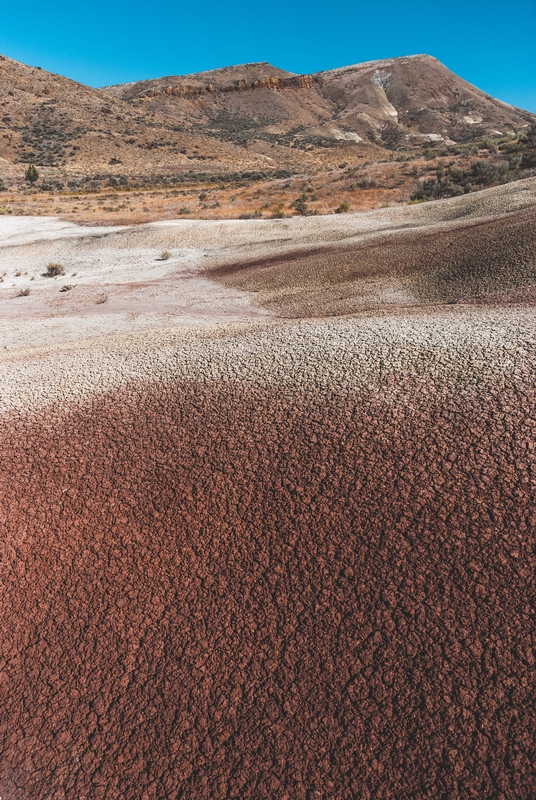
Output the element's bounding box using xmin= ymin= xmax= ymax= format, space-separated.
xmin=25 ymin=164 xmax=39 ymax=184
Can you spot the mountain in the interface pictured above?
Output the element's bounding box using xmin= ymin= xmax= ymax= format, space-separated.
xmin=103 ymin=54 xmax=535 ymax=149
xmin=0 ymin=51 xmax=534 ymax=201
xmin=0 ymin=53 xmax=268 ymax=179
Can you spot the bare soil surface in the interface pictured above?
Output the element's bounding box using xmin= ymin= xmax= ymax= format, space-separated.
xmin=208 ymin=206 xmax=536 ymax=316
xmin=1 ymin=323 xmax=535 ymax=798
xmin=1 ymin=179 xmax=536 ymax=799
xmin=2 ymin=178 xmax=535 ymax=352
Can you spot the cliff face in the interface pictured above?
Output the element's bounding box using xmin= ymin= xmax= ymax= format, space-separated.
xmin=136 ymin=74 xmax=316 ymax=100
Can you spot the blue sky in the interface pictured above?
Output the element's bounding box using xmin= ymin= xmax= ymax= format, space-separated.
xmin=1 ymin=0 xmax=535 ymax=111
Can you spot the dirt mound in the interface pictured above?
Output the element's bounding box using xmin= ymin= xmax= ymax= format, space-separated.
xmin=1 ymin=375 xmax=535 ymax=799
xmin=207 ymin=207 xmax=536 ymax=316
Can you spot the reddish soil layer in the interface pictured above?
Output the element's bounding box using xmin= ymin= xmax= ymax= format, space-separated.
xmin=1 ymin=380 xmax=535 ymax=799
xmin=207 ymin=208 xmax=536 ymax=315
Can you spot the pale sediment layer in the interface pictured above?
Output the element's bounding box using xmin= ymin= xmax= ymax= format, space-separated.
xmin=2 ymin=177 xmax=536 ymax=352
xmin=1 ymin=307 xmax=536 ymax=415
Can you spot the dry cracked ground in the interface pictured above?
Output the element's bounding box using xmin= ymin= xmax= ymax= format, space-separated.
xmin=1 ymin=178 xmax=536 ymax=799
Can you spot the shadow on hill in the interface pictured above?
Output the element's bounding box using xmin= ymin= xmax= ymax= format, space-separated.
xmin=206 ymin=208 xmax=536 ymax=316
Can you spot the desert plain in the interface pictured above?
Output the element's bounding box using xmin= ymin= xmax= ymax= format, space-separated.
xmin=1 ymin=174 xmax=535 ymax=799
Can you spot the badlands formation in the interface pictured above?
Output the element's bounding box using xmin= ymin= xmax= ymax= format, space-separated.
xmin=1 ymin=177 xmax=536 ymax=799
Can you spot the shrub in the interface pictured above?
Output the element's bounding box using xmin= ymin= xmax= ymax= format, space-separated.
xmin=60 ymin=285 xmax=73 ymax=292
xmin=45 ymin=262 xmax=65 ymax=277
xmin=291 ymin=195 xmax=316 ymax=215
xmin=335 ymin=201 xmax=351 ymax=214
xmin=470 ymin=160 xmax=509 ymax=185
xmin=25 ymin=165 xmax=39 ymax=184
xmin=521 ymin=123 xmax=536 ymax=148
xmin=179 ymin=207 xmax=192 ymax=214
xmin=353 ymin=178 xmax=377 ymax=189
xmin=160 ymin=251 xmax=172 ymax=260
xmin=17 ymin=287 xmax=30 ymax=296
xmin=521 ymin=150 xmax=536 ymax=168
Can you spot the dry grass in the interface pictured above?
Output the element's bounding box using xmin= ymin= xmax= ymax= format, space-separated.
xmin=0 ymin=152 xmax=523 ymax=225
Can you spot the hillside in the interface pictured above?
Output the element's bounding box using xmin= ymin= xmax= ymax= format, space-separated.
xmin=104 ymin=54 xmax=535 ymax=149
xmin=0 ymin=53 xmax=268 ymax=180
xmin=1 ymin=52 xmax=535 ymax=218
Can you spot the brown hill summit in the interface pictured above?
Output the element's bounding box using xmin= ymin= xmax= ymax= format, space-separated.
xmin=104 ymin=54 xmax=534 ymax=149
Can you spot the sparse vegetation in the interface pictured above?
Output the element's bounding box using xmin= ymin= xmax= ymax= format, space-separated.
xmin=60 ymin=285 xmax=73 ymax=292
xmin=45 ymin=263 xmax=65 ymax=277
xmin=17 ymin=287 xmax=31 ymax=296
xmin=25 ymin=165 xmax=39 ymax=184
xmin=411 ymin=158 xmax=514 ymax=201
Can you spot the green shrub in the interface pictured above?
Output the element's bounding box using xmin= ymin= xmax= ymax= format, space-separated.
xmin=411 ymin=178 xmax=464 ymax=201
xmin=291 ymin=195 xmax=318 ymax=215
xmin=25 ymin=164 xmax=39 ymax=184
xmin=179 ymin=207 xmax=192 ymax=215
xmin=470 ymin=160 xmax=509 ymax=185
xmin=335 ymin=201 xmax=351 ymax=214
